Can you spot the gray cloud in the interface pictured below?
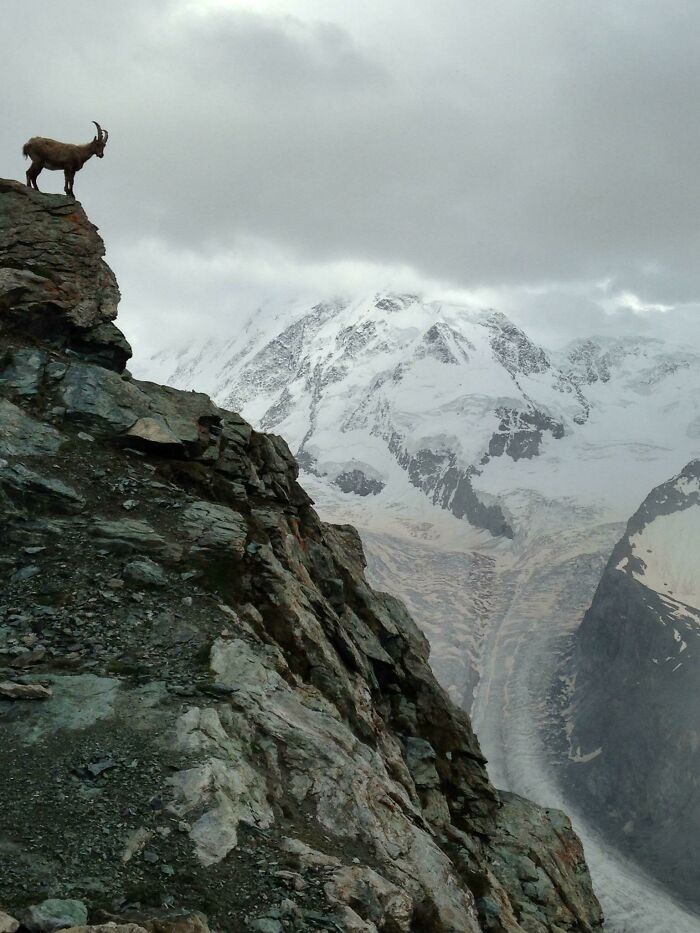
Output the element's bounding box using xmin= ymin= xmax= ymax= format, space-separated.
xmin=2 ymin=0 xmax=700 ymax=353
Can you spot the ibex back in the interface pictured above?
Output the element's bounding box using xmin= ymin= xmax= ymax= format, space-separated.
xmin=23 ymin=121 xmax=109 ymax=198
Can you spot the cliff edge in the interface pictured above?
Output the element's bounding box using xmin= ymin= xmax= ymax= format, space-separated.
xmin=0 ymin=179 xmax=602 ymax=933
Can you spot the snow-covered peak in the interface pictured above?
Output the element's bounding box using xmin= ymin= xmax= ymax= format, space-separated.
xmin=134 ymin=292 xmax=700 ymax=546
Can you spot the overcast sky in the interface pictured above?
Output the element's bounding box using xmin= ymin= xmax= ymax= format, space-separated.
xmin=3 ymin=0 xmax=700 ymax=357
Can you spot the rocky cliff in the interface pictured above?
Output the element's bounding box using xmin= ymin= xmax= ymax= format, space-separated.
xmin=0 ymin=179 xmax=602 ymax=933
xmin=564 ymin=460 xmax=700 ymax=908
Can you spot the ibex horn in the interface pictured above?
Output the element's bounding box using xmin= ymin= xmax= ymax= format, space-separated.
xmin=93 ymin=121 xmax=103 ymax=141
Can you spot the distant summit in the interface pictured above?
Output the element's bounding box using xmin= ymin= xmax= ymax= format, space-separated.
xmin=145 ymin=290 xmax=700 ymax=547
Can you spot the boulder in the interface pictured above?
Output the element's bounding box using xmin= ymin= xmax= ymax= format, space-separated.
xmin=0 ymin=399 xmax=62 ymax=457
xmin=24 ymin=899 xmax=88 ymax=932
xmin=122 ymin=417 xmax=184 ymax=454
xmin=0 ymin=910 xmax=19 ymax=932
xmin=122 ymin=558 xmax=168 ymax=587
xmin=0 ymin=347 xmax=47 ymax=396
xmin=60 ymin=364 xmax=149 ymax=434
xmin=0 ymin=463 xmax=85 ymax=514
xmin=91 ymin=518 xmax=179 ymax=560
xmin=0 ymin=682 xmax=52 ymax=700
xmin=324 ymin=865 xmax=413 ymax=931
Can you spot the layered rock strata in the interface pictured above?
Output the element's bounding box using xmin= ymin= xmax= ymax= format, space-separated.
xmin=0 ymin=180 xmax=602 ymax=933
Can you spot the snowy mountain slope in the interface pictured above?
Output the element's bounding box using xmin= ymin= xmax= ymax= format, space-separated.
xmin=564 ymin=461 xmax=700 ymax=906
xmin=140 ymin=294 xmax=700 ymax=703
xmin=145 ymin=295 xmax=700 ymax=532
xmin=135 ymin=293 xmax=700 ymax=930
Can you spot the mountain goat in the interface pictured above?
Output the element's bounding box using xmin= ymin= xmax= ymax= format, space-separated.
xmin=23 ymin=121 xmax=109 ymax=198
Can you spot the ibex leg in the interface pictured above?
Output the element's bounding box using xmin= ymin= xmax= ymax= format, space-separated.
xmin=26 ymin=162 xmax=42 ymax=191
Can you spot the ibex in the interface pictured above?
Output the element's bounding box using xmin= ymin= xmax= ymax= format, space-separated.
xmin=23 ymin=121 xmax=109 ymax=198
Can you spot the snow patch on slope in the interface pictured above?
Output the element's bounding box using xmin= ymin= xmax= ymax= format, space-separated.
xmin=621 ymin=504 xmax=700 ymax=607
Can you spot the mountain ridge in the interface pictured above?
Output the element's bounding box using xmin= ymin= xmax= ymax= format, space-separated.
xmin=0 ymin=179 xmax=603 ymax=932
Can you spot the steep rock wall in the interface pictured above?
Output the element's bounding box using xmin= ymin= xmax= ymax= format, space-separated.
xmin=565 ymin=460 xmax=700 ymax=907
xmin=0 ymin=180 xmax=602 ymax=933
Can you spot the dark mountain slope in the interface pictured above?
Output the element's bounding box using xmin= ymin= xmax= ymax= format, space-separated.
xmin=565 ymin=460 xmax=700 ymax=908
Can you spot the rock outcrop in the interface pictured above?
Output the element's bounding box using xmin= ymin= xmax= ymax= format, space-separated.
xmin=0 ymin=179 xmax=602 ymax=932
xmin=564 ymin=460 xmax=700 ymax=907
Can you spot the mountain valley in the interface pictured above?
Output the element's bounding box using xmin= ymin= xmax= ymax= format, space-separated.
xmin=139 ymin=292 xmax=700 ymax=931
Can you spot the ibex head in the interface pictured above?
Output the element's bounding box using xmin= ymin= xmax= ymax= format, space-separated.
xmin=92 ymin=121 xmax=109 ymax=158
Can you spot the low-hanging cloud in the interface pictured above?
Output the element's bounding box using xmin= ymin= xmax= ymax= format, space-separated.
xmin=3 ymin=0 xmax=700 ymax=355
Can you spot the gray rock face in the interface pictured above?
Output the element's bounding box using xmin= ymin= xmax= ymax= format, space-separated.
xmin=0 ymin=347 xmax=48 ymax=396
xmin=389 ymin=436 xmax=515 ymax=538
xmin=564 ymin=460 xmax=700 ymax=906
xmin=0 ymin=180 xmax=122 ymax=364
xmin=0 ymin=463 xmax=85 ymax=514
xmin=0 ymin=178 xmax=602 ymax=933
xmin=91 ymin=518 xmax=179 ymax=559
xmin=483 ymin=312 xmax=551 ymax=376
xmin=181 ymin=501 xmax=247 ymax=556
xmin=0 ymin=399 xmax=61 ymax=457
xmin=333 ymin=468 xmax=385 ymax=496
xmin=487 ymin=406 xmax=565 ymax=462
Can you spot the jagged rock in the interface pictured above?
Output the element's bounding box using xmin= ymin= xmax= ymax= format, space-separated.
xmin=334 ymin=468 xmax=385 ymax=497
xmin=24 ymin=899 xmax=88 ymax=931
xmin=324 ymin=865 xmax=413 ymax=931
xmin=91 ymin=518 xmax=180 ymax=560
xmin=123 ymin=417 xmax=184 ymax=454
xmin=0 ymin=181 xmax=120 ymax=350
xmin=0 ymin=180 xmax=602 ymax=933
xmin=136 ymin=383 xmax=222 ymax=455
xmin=56 ymin=361 xmax=222 ymax=460
xmin=181 ymin=501 xmax=247 ymax=556
xmin=68 ymin=321 xmax=132 ymax=371
xmin=0 ymin=463 xmax=84 ymax=513
xmin=122 ymin=558 xmax=168 ymax=587
xmin=0 ymin=399 xmax=62 ymax=457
